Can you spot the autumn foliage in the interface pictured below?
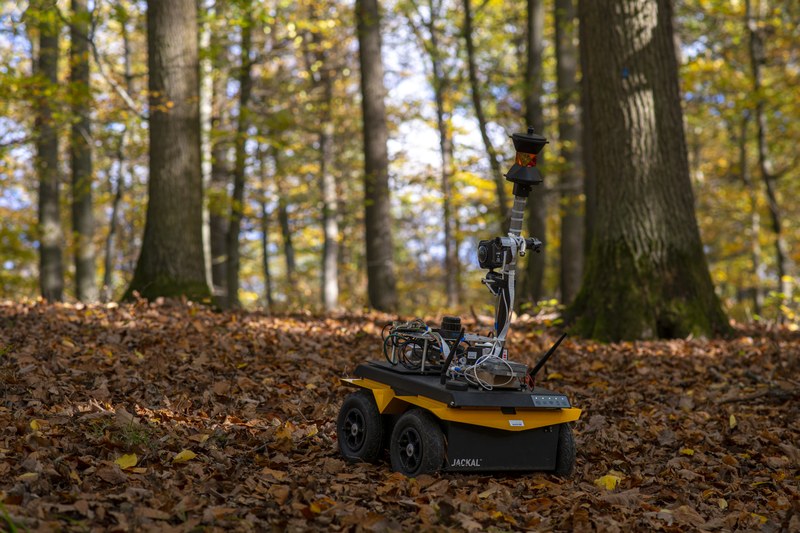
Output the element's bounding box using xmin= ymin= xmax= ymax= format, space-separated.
xmin=0 ymin=301 xmax=797 ymax=530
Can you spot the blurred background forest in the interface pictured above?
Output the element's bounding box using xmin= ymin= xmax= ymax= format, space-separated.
xmin=0 ymin=0 xmax=798 ymax=326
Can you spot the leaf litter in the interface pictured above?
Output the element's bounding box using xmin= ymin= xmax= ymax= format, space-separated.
xmin=0 ymin=300 xmax=798 ymax=531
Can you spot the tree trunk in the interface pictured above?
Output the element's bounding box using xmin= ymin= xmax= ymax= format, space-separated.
xmin=555 ymin=0 xmax=584 ymax=305
xmin=522 ymin=0 xmax=546 ymax=306
xmin=125 ymin=0 xmax=209 ymax=301
xmin=34 ymin=1 xmax=64 ymax=302
xmin=320 ymin=76 xmax=340 ymax=311
xmin=70 ymin=0 xmax=97 ymax=302
xmin=199 ymin=1 xmax=214 ymax=296
xmin=356 ymin=0 xmax=398 ymax=312
xmin=746 ymin=0 xmax=794 ymax=307
xmin=103 ymin=132 xmax=125 ymax=302
xmin=738 ymin=113 xmax=763 ymax=314
xmin=462 ymin=0 xmax=509 ymax=230
xmin=579 ymin=6 xmax=596 ymax=255
xmin=569 ymin=0 xmax=728 ymax=340
xmin=225 ymin=14 xmax=253 ymax=308
xmin=258 ymin=145 xmax=274 ymax=311
xmin=209 ymin=16 xmax=230 ymax=300
xmin=273 ymin=150 xmax=296 ymax=288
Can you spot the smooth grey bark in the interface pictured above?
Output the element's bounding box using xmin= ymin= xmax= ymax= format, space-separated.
xmin=70 ymin=0 xmax=97 ymax=302
xmin=462 ymin=0 xmax=508 ymax=230
xmin=356 ymin=0 xmax=398 ymax=311
xmin=225 ymin=14 xmax=253 ymax=308
xmin=125 ymin=0 xmax=210 ymax=300
xmin=745 ymin=0 xmax=794 ymax=306
xmin=569 ymin=0 xmax=728 ymax=340
xmin=34 ymin=1 xmax=64 ymax=302
xmin=521 ymin=0 xmax=546 ymax=306
xmin=555 ymin=0 xmax=584 ymax=305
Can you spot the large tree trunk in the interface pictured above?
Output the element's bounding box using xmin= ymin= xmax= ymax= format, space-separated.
xmin=125 ymin=0 xmax=209 ymax=301
xmin=70 ymin=0 xmax=97 ymax=302
xmin=356 ymin=0 xmax=398 ymax=312
xmin=555 ymin=0 xmax=584 ymax=305
xmin=462 ymin=0 xmax=509 ymax=230
xmin=521 ymin=0 xmax=546 ymax=306
xmin=569 ymin=0 xmax=728 ymax=340
xmin=746 ymin=0 xmax=794 ymax=307
xmin=225 ymin=14 xmax=253 ymax=308
xmin=34 ymin=1 xmax=64 ymax=302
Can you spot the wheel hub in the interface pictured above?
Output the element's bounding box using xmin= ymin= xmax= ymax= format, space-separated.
xmin=351 ymin=423 xmax=359 ymax=436
xmin=405 ymin=442 xmax=415 ymax=456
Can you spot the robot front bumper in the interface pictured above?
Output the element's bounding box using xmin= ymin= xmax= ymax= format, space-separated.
xmin=342 ymin=361 xmax=581 ymax=472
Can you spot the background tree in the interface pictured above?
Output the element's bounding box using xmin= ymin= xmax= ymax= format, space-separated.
xmin=225 ymin=4 xmax=254 ymax=308
xmin=70 ymin=0 xmax=98 ymax=302
xmin=462 ymin=0 xmax=508 ymax=230
xmin=125 ymin=0 xmax=209 ymax=300
xmin=521 ymin=0 xmax=546 ymax=305
xmin=400 ymin=0 xmax=461 ymax=308
xmin=555 ymin=0 xmax=583 ymax=305
xmin=356 ymin=0 xmax=398 ymax=312
xmin=570 ymin=0 xmax=729 ymax=340
xmin=30 ymin=1 xmax=64 ymax=302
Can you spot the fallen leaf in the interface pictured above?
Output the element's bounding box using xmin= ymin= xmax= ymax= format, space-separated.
xmin=729 ymin=414 xmax=737 ymax=429
xmin=115 ymin=453 xmax=138 ymax=470
xmin=679 ymin=448 xmax=695 ymax=456
xmin=594 ymin=473 xmax=622 ymax=491
xmin=173 ymin=449 xmax=197 ymax=463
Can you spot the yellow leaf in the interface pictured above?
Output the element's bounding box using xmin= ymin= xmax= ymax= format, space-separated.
xmin=309 ymin=502 xmax=322 ymax=514
xmin=115 ymin=453 xmax=138 ymax=470
xmin=718 ymin=498 xmax=728 ymax=510
xmin=62 ymin=338 xmax=75 ymax=348
xmin=594 ymin=474 xmax=622 ymax=491
xmin=546 ymin=372 xmax=564 ymax=380
xmin=680 ymin=448 xmax=695 ymax=456
xmin=30 ymin=419 xmax=41 ymax=431
xmin=17 ymin=472 xmax=38 ymax=481
xmin=173 ymin=449 xmax=197 ymax=463
xmin=751 ymin=513 xmax=767 ymax=524
xmin=729 ymin=414 xmax=737 ymax=429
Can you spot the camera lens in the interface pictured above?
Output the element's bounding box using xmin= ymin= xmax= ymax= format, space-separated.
xmin=478 ymin=244 xmax=488 ymax=264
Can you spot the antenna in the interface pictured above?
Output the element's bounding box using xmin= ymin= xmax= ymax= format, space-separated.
xmin=528 ymin=332 xmax=567 ymax=383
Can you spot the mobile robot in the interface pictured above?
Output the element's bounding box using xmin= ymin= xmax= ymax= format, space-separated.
xmin=337 ymin=128 xmax=580 ymax=476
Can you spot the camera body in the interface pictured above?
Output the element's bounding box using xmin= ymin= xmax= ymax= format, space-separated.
xmin=478 ymin=236 xmax=542 ymax=270
xmin=477 ymin=238 xmax=510 ymax=270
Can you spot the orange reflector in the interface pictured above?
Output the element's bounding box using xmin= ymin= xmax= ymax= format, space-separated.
xmin=515 ymin=152 xmax=537 ymax=167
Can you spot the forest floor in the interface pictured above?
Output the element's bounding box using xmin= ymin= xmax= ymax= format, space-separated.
xmin=0 ymin=300 xmax=798 ymax=532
